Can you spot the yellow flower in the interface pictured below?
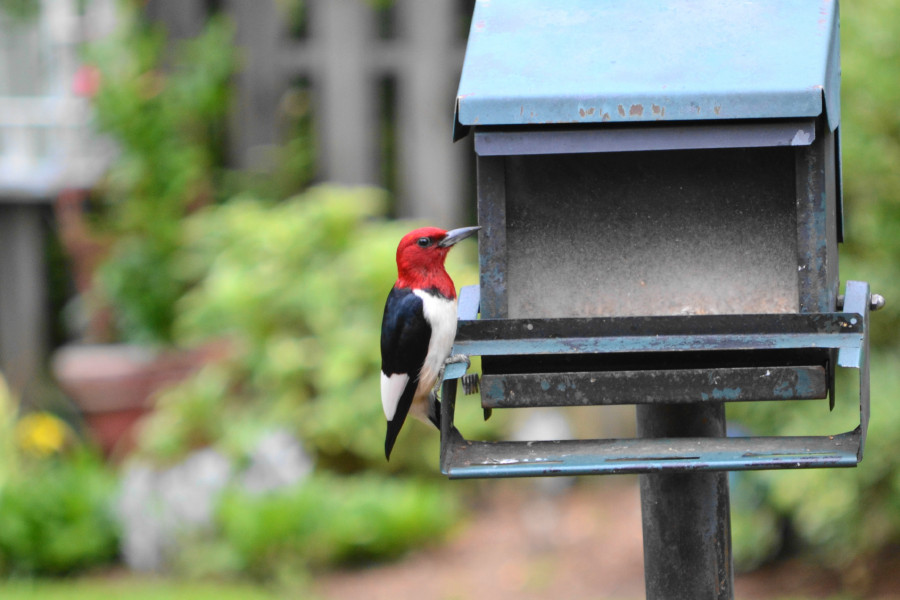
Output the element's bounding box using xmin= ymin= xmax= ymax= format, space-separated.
xmin=15 ymin=412 xmax=68 ymax=457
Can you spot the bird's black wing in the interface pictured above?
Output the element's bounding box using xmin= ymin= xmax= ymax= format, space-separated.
xmin=380 ymin=287 xmax=431 ymax=459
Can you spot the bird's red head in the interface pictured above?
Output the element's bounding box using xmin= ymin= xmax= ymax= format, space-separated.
xmin=395 ymin=225 xmax=480 ymax=298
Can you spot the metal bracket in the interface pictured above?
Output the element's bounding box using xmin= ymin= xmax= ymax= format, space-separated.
xmin=440 ymin=281 xmax=871 ymax=479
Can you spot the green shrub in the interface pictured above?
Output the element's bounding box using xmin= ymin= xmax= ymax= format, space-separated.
xmin=214 ymin=473 xmax=459 ymax=578
xmin=730 ymin=0 xmax=900 ymax=574
xmin=130 ymin=184 xmax=488 ymax=579
xmin=86 ymin=4 xmax=236 ymax=344
xmin=730 ymin=352 xmax=900 ymax=571
xmin=0 ymin=450 xmax=119 ymax=575
xmin=138 ymin=184 xmax=488 ymax=473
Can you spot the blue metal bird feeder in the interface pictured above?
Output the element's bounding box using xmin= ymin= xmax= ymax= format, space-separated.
xmin=442 ymin=1 xmax=881 ymax=598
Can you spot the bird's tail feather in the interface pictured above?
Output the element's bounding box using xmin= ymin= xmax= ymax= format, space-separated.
xmin=384 ymin=377 xmax=417 ymax=460
xmin=427 ymin=393 xmax=441 ymax=430
xmin=385 ymin=417 xmax=403 ymax=460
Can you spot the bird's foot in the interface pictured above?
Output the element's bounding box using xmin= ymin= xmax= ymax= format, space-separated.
xmin=445 ymin=354 xmax=471 ymax=369
xmin=430 ymin=374 xmax=444 ymax=399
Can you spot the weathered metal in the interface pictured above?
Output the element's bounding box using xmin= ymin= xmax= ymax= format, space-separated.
xmin=454 ymin=0 xmax=840 ymax=137
xmin=481 ymin=366 xmax=828 ymax=409
xmin=474 ymin=120 xmax=817 ymax=157
xmin=447 ymin=3 xmax=862 ymax=599
xmin=478 ymin=147 xmax=804 ymax=319
xmin=637 ymin=404 xmax=733 ymax=600
xmin=441 ymin=282 xmax=872 ymax=479
xmin=440 ymin=376 xmax=862 ymax=479
xmin=453 ymin=312 xmax=864 ymax=355
xmin=840 ymin=280 xmax=871 ymax=458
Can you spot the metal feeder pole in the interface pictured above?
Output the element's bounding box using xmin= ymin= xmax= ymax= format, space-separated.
xmin=637 ymin=402 xmax=734 ymax=600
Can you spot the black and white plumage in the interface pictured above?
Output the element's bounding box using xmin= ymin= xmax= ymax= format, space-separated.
xmin=379 ymin=225 xmax=479 ymax=460
xmin=380 ymin=287 xmax=457 ymax=456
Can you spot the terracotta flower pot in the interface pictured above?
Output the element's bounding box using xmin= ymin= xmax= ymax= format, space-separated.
xmin=52 ymin=343 xmax=225 ymax=458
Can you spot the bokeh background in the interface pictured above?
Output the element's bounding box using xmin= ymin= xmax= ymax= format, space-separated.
xmin=0 ymin=1 xmax=897 ymax=598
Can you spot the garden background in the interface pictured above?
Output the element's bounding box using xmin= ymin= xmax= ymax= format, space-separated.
xmin=0 ymin=0 xmax=898 ymax=598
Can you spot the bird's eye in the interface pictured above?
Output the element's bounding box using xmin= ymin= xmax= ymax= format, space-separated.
xmin=417 ymin=237 xmax=431 ymax=247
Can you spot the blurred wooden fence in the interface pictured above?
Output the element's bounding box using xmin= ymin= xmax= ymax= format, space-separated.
xmin=152 ymin=0 xmax=474 ymax=225
xmin=0 ymin=0 xmax=474 ymax=400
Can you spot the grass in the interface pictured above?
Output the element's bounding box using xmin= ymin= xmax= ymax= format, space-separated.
xmin=0 ymin=574 xmax=864 ymax=600
xmin=0 ymin=574 xmax=312 ymax=600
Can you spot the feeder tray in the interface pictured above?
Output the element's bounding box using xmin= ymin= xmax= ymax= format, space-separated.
xmin=440 ymin=281 xmax=870 ymax=479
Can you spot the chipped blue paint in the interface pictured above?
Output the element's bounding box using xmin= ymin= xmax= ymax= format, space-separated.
xmin=793 ymin=368 xmax=817 ymax=398
xmin=480 ymin=375 xmax=505 ymax=402
xmin=443 ymin=431 xmax=862 ymax=479
xmin=454 ymin=332 xmax=862 ymax=357
xmin=482 ymin=366 xmax=828 ymax=408
xmin=772 ymin=379 xmax=795 ymax=399
xmin=710 ymin=388 xmax=742 ymax=401
xmin=441 ymin=281 xmax=873 ymax=477
xmin=700 ymin=388 xmax=744 ymax=401
xmin=839 ymin=281 xmax=870 ymax=368
xmin=454 ymin=0 xmax=841 ymax=139
xmin=443 ymin=361 xmax=469 ymax=380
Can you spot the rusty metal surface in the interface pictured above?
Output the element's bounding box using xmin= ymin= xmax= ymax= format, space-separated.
xmin=439 ymin=424 xmax=861 ymax=479
xmin=475 ymin=156 xmax=508 ymax=318
xmin=796 ymin=123 xmax=841 ymax=313
xmin=440 ymin=283 xmax=871 ymax=477
xmin=452 ymin=312 xmax=865 ymax=356
xmin=481 ymin=366 xmax=828 ymax=408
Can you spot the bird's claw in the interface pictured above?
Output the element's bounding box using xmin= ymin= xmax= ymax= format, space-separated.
xmin=445 ymin=354 xmax=471 ymax=369
xmin=433 ymin=355 xmax=471 ymax=398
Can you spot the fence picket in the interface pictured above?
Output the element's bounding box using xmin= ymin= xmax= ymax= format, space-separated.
xmin=229 ymin=0 xmax=468 ymax=222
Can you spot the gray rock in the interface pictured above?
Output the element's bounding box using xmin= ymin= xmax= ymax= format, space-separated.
xmin=117 ymin=448 xmax=232 ymax=572
xmin=241 ymin=429 xmax=313 ymax=495
xmin=116 ymin=432 xmax=313 ymax=572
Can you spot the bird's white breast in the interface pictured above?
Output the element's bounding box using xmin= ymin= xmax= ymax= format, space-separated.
xmin=413 ymin=289 xmax=458 ymax=396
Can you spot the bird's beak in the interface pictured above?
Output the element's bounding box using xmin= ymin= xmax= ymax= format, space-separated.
xmin=438 ymin=225 xmax=481 ymax=248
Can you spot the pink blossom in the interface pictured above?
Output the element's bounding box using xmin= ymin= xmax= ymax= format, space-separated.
xmin=72 ymin=65 xmax=101 ymax=98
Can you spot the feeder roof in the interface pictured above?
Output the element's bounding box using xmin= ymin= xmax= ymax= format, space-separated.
xmin=454 ymin=0 xmax=840 ymax=140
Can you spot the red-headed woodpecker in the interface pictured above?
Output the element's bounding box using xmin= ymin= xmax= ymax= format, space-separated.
xmin=380 ymin=225 xmax=480 ymax=460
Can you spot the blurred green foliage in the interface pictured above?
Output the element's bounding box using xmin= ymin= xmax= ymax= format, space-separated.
xmin=87 ymin=5 xmax=235 ymax=344
xmin=72 ymin=0 xmax=483 ymax=581
xmin=0 ymin=376 xmax=18 ymax=490
xmin=62 ymin=0 xmax=900 ymax=584
xmin=0 ymin=377 xmax=119 ymax=576
xmin=0 ymin=0 xmax=39 ymax=22
xmin=139 ymin=185 xmax=485 ymax=472
xmin=214 ymin=473 xmax=458 ymax=578
xmin=0 ymin=577 xmax=289 ymax=600
xmin=0 ymin=450 xmax=119 ymax=576
xmin=729 ymin=0 xmax=900 ymax=576
xmin=132 ymin=185 xmax=484 ymax=577
xmin=840 ymin=0 xmax=900 ymax=348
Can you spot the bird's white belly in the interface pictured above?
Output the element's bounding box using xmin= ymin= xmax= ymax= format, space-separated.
xmin=413 ymin=289 xmax=458 ymax=401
